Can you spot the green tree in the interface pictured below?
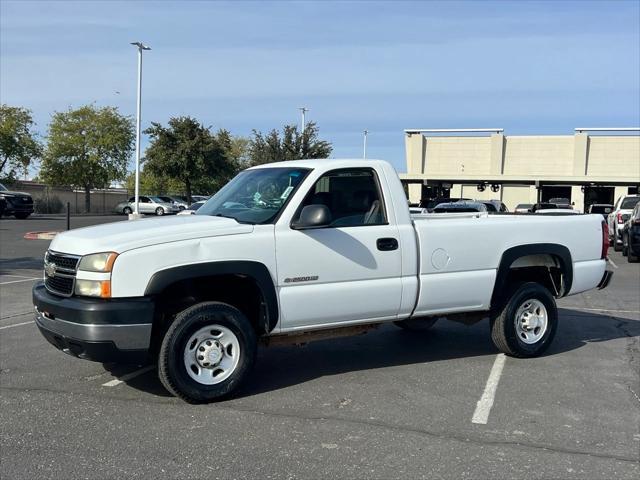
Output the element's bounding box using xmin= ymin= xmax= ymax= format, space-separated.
xmin=0 ymin=105 xmax=42 ymax=180
xmin=41 ymin=105 xmax=134 ymax=212
xmin=249 ymin=121 xmax=332 ymax=166
xmin=143 ymin=117 xmax=236 ymax=202
xmin=124 ymin=170 xmax=183 ymax=196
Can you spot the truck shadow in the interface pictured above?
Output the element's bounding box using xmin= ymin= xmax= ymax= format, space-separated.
xmin=104 ymin=308 xmax=639 ymax=399
xmin=235 ymin=308 xmax=640 ymax=398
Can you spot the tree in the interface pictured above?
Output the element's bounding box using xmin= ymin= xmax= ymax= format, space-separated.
xmin=249 ymin=121 xmax=332 ymax=166
xmin=143 ymin=117 xmax=236 ymax=202
xmin=0 ymin=105 xmax=42 ymax=180
xmin=124 ymin=170 xmax=183 ymax=196
xmin=41 ymin=105 xmax=134 ymax=212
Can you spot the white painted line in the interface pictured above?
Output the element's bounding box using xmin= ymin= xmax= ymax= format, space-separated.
xmin=0 ymin=278 xmax=41 ymax=285
xmin=0 ymin=274 xmax=36 ymax=278
xmin=102 ymin=365 xmax=155 ymax=387
xmin=608 ymin=258 xmax=618 ymax=269
xmin=0 ymin=320 xmax=34 ymax=330
xmin=472 ymin=353 xmax=506 ymax=425
xmin=572 ymin=307 xmax=640 ymax=314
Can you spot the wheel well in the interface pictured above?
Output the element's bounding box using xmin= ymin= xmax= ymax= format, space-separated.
xmin=149 ymin=274 xmax=268 ymax=355
xmin=492 ymin=250 xmax=571 ymax=309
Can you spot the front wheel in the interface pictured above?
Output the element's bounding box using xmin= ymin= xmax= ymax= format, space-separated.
xmin=622 ymin=232 xmax=629 ymax=256
xmin=490 ymin=282 xmax=558 ymax=358
xmin=155 ymin=207 xmax=165 ymax=216
xmin=158 ymin=302 xmax=257 ymax=403
xmin=123 ymin=206 xmax=132 ymax=215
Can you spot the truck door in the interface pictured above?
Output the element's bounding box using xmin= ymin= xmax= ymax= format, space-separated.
xmin=274 ymin=167 xmax=402 ymax=330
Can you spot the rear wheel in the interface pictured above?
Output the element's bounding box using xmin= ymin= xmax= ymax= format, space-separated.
xmin=490 ymin=282 xmax=557 ymax=358
xmin=622 ymin=232 xmax=629 ymax=256
xmin=158 ymin=301 xmax=257 ymax=403
xmin=14 ymin=212 xmax=30 ymax=219
xmin=629 ymin=245 xmax=639 ymax=263
xmin=123 ymin=206 xmax=132 ymax=215
xmin=155 ymin=207 xmax=165 ymax=216
xmin=613 ymin=229 xmax=623 ymax=252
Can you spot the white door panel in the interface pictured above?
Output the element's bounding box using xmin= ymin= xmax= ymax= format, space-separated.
xmin=275 ymin=225 xmax=402 ymax=329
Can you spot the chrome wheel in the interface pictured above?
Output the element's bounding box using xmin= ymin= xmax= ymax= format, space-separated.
xmin=514 ymin=299 xmax=548 ymax=344
xmin=183 ymin=325 xmax=241 ymax=385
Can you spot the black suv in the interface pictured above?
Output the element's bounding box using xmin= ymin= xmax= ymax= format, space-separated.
xmin=0 ymin=182 xmax=34 ymax=219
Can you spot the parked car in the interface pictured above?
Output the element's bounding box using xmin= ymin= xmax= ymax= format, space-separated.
xmin=548 ymin=197 xmax=572 ymax=209
xmin=531 ymin=203 xmax=558 ymax=212
xmin=33 ymin=159 xmax=612 ymax=403
xmin=158 ymin=196 xmax=188 ymax=210
xmin=514 ymin=203 xmax=533 ymax=213
xmin=477 ymin=200 xmax=508 ymax=213
xmin=419 ymin=197 xmax=471 ymax=211
xmin=409 ymin=207 xmax=427 ymax=215
xmin=608 ymin=195 xmax=640 ymax=252
xmin=177 ymin=200 xmax=206 ymax=215
xmin=433 ymin=201 xmax=488 ymax=213
xmin=0 ymin=182 xmax=34 ymax=219
xmin=190 ymin=195 xmax=210 ymax=203
xmin=588 ymin=203 xmax=614 ymax=219
xmin=622 ymin=203 xmax=640 ymax=262
xmin=115 ymin=196 xmax=180 ymax=216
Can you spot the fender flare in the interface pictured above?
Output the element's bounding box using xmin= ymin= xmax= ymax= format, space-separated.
xmin=144 ymin=261 xmax=279 ymax=332
xmin=491 ymin=243 xmax=573 ymax=307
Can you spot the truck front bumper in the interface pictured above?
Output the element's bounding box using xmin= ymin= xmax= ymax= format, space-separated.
xmin=32 ymin=282 xmax=154 ymax=364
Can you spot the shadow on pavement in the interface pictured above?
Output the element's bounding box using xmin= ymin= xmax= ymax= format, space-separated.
xmin=97 ymin=308 xmax=640 ymax=399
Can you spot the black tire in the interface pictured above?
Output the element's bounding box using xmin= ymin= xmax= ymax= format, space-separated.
xmin=158 ymin=301 xmax=257 ymax=403
xmin=613 ymin=233 xmax=622 ymax=252
xmin=394 ymin=316 xmax=438 ymax=331
xmin=622 ymin=232 xmax=628 ymax=257
xmin=123 ymin=206 xmax=132 ymax=215
xmin=629 ymin=247 xmax=639 ymax=263
xmin=155 ymin=207 xmax=164 ymax=216
xmin=14 ymin=212 xmax=30 ymax=219
xmin=490 ymin=282 xmax=558 ymax=358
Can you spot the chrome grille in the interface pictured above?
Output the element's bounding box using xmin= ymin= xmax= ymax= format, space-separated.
xmin=44 ymin=250 xmax=80 ymax=297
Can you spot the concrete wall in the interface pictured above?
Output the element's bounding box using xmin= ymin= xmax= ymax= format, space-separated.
xmin=502 ymin=136 xmax=574 ymax=176
xmin=587 ymin=136 xmax=640 ymax=177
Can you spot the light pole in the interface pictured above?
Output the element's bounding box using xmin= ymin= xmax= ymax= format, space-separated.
xmin=298 ymin=107 xmax=309 ymax=133
xmin=130 ymin=41 xmax=151 ymax=218
xmin=363 ymin=130 xmax=368 ymax=159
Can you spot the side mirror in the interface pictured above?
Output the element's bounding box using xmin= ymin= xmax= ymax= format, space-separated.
xmin=292 ymin=204 xmax=331 ymax=229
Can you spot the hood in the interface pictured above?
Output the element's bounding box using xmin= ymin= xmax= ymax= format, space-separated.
xmin=0 ymin=190 xmax=32 ymax=197
xmin=49 ymin=215 xmax=254 ymax=256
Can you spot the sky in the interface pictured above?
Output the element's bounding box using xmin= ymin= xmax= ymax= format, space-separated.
xmin=1 ymin=0 xmax=639 ymax=174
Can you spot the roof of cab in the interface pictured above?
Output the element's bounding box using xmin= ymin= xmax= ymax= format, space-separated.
xmin=248 ymin=158 xmax=393 ymax=171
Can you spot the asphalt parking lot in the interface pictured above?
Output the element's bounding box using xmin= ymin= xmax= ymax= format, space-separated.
xmin=1 ymin=215 xmax=639 ymax=479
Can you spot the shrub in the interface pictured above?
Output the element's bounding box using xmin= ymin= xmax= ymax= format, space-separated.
xmin=34 ymin=195 xmax=64 ymax=214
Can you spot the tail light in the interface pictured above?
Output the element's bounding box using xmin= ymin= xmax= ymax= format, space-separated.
xmin=601 ymin=220 xmax=609 ymax=259
xmin=617 ymin=212 xmax=624 ymax=224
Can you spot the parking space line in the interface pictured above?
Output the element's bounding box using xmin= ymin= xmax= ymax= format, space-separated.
xmin=0 ymin=277 xmax=41 ymax=285
xmin=472 ymin=353 xmax=506 ymax=425
xmin=102 ymin=365 xmax=155 ymax=387
xmin=572 ymin=307 xmax=640 ymax=314
xmin=0 ymin=320 xmax=35 ymax=330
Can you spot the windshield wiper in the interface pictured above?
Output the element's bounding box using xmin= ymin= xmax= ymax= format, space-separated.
xmin=213 ymin=213 xmax=255 ymax=225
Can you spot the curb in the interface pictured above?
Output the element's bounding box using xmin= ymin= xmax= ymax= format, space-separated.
xmin=24 ymin=231 xmax=60 ymax=240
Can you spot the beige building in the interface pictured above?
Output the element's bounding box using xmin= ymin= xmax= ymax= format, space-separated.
xmin=400 ymin=128 xmax=640 ymax=212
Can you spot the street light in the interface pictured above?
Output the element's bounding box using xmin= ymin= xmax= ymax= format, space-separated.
xmin=363 ymin=130 xmax=368 ymax=159
xmin=298 ymin=107 xmax=309 ymax=133
xmin=130 ymin=41 xmax=151 ymax=218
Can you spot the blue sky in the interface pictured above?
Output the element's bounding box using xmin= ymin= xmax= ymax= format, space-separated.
xmin=1 ymin=0 xmax=639 ymax=173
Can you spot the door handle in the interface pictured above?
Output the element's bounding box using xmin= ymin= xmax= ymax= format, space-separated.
xmin=377 ymin=237 xmax=398 ymax=251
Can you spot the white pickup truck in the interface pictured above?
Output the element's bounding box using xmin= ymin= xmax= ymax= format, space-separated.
xmin=33 ymin=159 xmax=613 ymax=403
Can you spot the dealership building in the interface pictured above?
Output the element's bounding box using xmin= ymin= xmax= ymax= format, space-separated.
xmin=400 ymin=128 xmax=640 ymax=212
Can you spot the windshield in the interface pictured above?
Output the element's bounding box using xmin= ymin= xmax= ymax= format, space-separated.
xmin=621 ymin=197 xmax=640 ymax=209
xmin=149 ymin=196 xmax=165 ymax=203
xmin=0 ymin=183 xmax=7 ymax=192
xmin=197 ymin=167 xmax=311 ymax=224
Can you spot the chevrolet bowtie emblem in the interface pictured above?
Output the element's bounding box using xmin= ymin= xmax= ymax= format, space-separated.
xmin=45 ymin=262 xmax=57 ymax=278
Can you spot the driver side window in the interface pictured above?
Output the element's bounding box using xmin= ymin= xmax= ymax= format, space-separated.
xmin=296 ymin=168 xmax=387 ymax=227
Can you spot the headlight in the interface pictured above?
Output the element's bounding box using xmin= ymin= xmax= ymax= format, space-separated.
xmin=78 ymin=252 xmax=118 ymax=272
xmin=75 ymin=279 xmax=111 ymax=298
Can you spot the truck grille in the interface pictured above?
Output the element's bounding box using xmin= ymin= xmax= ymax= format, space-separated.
xmin=44 ymin=251 xmax=80 ymax=297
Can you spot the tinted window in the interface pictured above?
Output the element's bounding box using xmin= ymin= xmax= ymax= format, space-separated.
xmin=296 ymin=168 xmax=386 ymax=227
xmin=621 ymin=197 xmax=640 ymax=209
xmin=590 ymin=205 xmax=612 ymax=214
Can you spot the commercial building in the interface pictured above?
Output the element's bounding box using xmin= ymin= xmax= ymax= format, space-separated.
xmin=400 ymin=128 xmax=640 ymax=212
